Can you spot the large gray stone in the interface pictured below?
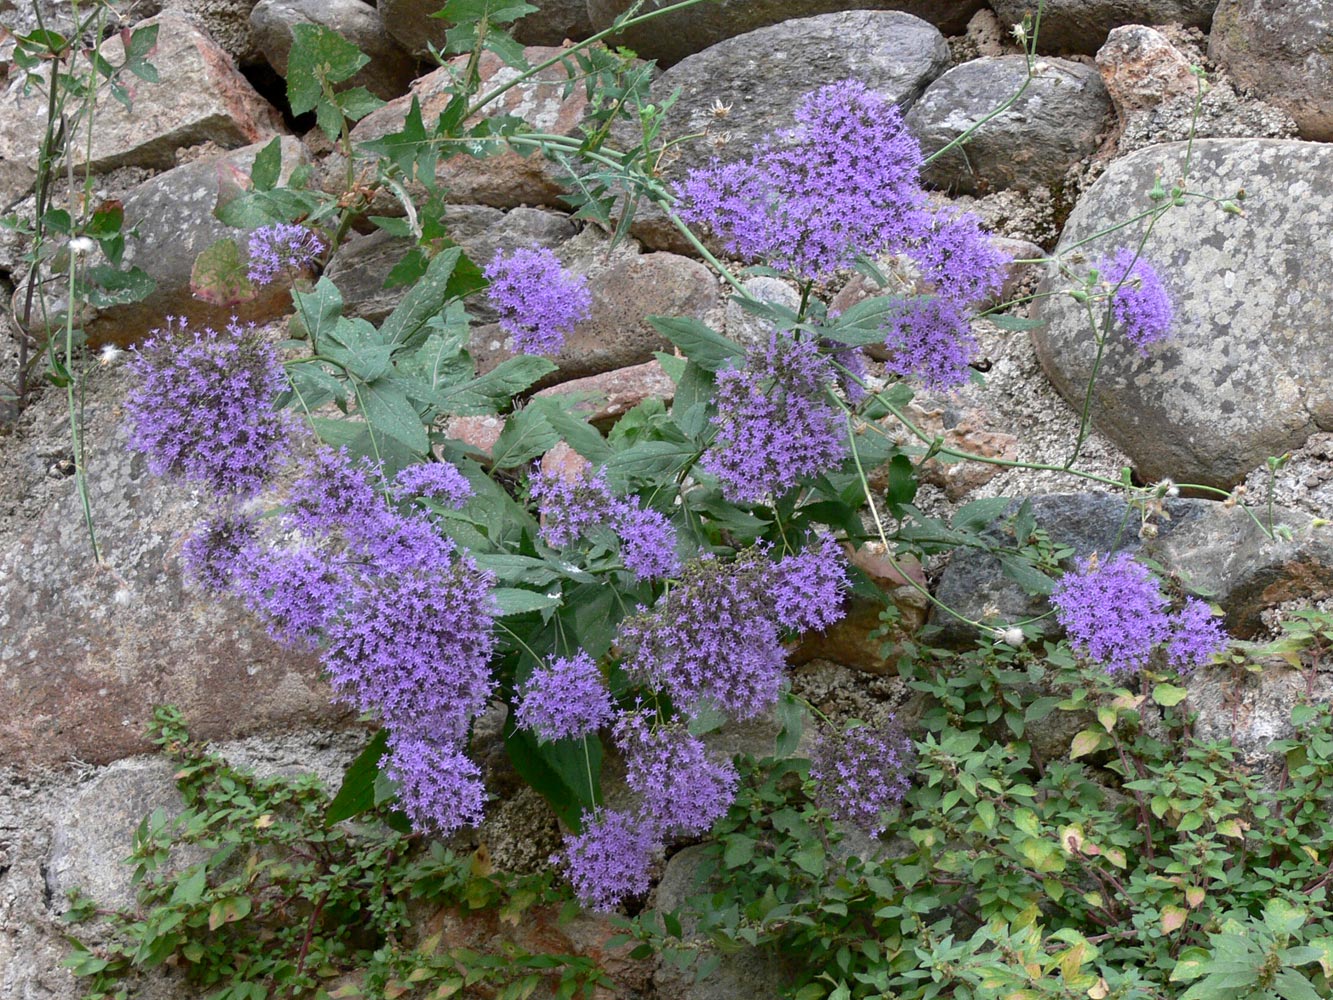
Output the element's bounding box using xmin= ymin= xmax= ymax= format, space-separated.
xmin=14 ymin=136 xmax=310 ymax=350
xmin=0 ymin=11 xmax=283 ymax=175
xmin=990 ymin=0 xmax=1219 ymax=54
xmin=379 ymin=0 xmax=592 ymax=57
xmin=625 ymin=10 xmax=951 ymax=252
xmin=586 ymin=0 xmax=984 ymax=66
xmin=1030 ymin=139 xmax=1333 ymax=489
xmin=908 ymin=55 xmax=1110 ymax=195
xmin=931 ymin=492 xmax=1333 ymax=646
xmin=1210 ymin=0 xmax=1333 ymax=142
xmin=250 ymin=0 xmax=417 ymax=102
xmin=158 ymin=0 xmax=267 ymax=66
xmin=0 ymin=374 xmax=349 ymax=773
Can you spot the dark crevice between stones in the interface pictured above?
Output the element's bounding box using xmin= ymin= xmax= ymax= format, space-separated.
xmin=238 ymin=61 xmax=316 ymax=134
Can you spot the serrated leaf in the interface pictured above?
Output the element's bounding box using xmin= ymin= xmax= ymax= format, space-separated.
xmin=998 ymin=554 xmax=1054 ymax=595
xmin=287 ymin=24 xmax=369 ymax=116
xmin=648 ymin=316 xmax=743 ymax=372
xmin=952 ymin=496 xmax=1011 ymax=533
xmin=489 ymin=406 xmax=558 ymax=469
xmin=190 ymin=237 xmax=256 ymax=306
xmin=434 ymin=356 xmax=557 ymax=416
xmin=606 ymin=439 xmax=697 ymax=487
xmin=356 ymin=379 xmax=428 ymax=456
xmin=380 ymin=247 xmax=462 ymax=348
xmin=335 ymin=85 xmax=385 ymax=122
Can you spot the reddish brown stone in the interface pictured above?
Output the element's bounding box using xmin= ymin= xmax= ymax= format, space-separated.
xmin=1096 ymin=25 xmax=1199 ymax=123
xmin=534 ymin=360 xmax=677 ymax=427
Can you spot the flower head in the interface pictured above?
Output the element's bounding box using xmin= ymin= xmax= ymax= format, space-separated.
xmin=702 ymin=334 xmax=847 ymax=504
xmin=678 ymin=80 xmax=927 ymax=282
xmin=515 ymin=651 xmax=615 ymax=743
xmin=1050 ymin=552 xmax=1171 ymax=674
xmin=531 ymin=466 xmax=622 ymax=548
xmin=233 ymin=542 xmax=352 ymax=651
xmin=1166 ymin=597 xmax=1228 ymax=671
xmin=772 ymin=534 xmax=850 ymax=633
xmin=1097 ymin=247 xmax=1173 ymax=353
xmin=395 ymin=461 xmax=473 ymax=509
xmin=247 ymin=223 xmax=325 ymax=285
xmin=181 ymin=507 xmax=259 ymax=593
xmin=384 ymin=734 xmax=486 ymax=837
xmin=614 ymin=504 xmax=679 ymax=580
xmin=555 ymin=808 xmax=657 ymax=911
xmin=615 ymin=713 xmax=738 ymax=837
xmin=808 ymin=719 xmax=915 ymax=838
xmin=484 ymin=246 xmax=592 ymax=355
xmin=880 ymin=297 xmax=978 ymax=390
xmin=126 ymin=317 xmax=291 ymax=497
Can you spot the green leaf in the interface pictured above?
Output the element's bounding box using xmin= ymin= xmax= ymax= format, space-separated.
xmin=434 ymin=356 xmax=558 ymax=416
xmin=326 ymin=729 xmax=390 ymax=825
xmin=503 ymin=728 xmax=601 ymax=831
xmin=531 ymin=397 xmax=613 ymax=464
xmin=335 ymin=85 xmax=385 ymax=123
xmin=885 ymin=454 xmax=917 ymax=511
xmin=952 ymin=496 xmax=1011 ymax=533
xmin=723 ymin=836 xmax=755 ymax=868
xmin=84 ymin=265 xmax=155 ymax=307
xmin=356 ymin=379 xmax=429 ymax=456
xmin=287 ymin=24 xmax=369 ymax=116
xmin=493 ymin=587 xmax=561 ymax=617
xmin=250 ymin=136 xmax=282 ymax=192
xmin=207 ymin=896 xmax=252 ymax=931
xmin=792 ymin=841 xmax=826 ymax=877
xmin=169 ymin=866 xmax=208 ymax=906
xmin=775 ymin=689 xmax=805 ymax=759
xmin=434 ymin=0 xmax=537 ymax=24
xmin=189 ymin=237 xmax=256 ymax=306
xmin=648 ymin=316 xmax=743 ymax=372
xmin=380 ymin=247 xmax=462 ymax=348
xmin=606 ymin=439 xmax=697 ymax=488
xmin=822 ymin=294 xmax=912 ymax=346
xmin=1152 ymin=683 xmax=1189 ymax=707
xmin=998 ymin=554 xmax=1054 ymax=595
xmin=985 ymin=312 xmax=1046 ymax=332
xmin=292 ymin=278 xmax=346 ymax=348
xmin=490 ymin=406 xmax=558 ymax=469
xmin=215 ymin=187 xmax=321 ymax=229
xmin=358 ymin=97 xmax=438 ymax=187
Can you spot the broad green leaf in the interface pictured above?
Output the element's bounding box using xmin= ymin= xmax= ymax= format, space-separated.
xmin=380 ymin=247 xmax=462 ymax=348
xmin=822 ymin=293 xmax=914 ymax=346
xmin=215 ymin=187 xmax=322 ymax=229
xmin=250 ymin=136 xmax=282 ymax=192
xmin=492 ymin=587 xmax=561 ymax=617
xmin=84 ymin=265 xmax=155 ymax=307
xmin=189 ymin=237 xmax=256 ymax=306
xmin=606 ymin=439 xmax=697 ymax=487
xmin=358 ymin=96 xmax=438 ymax=187
xmin=433 ymin=355 xmax=557 ymax=416
xmin=985 ymin=312 xmax=1046 ymax=332
xmin=291 ymin=278 xmax=346 ymax=348
xmin=531 ymin=397 xmax=613 ymax=464
xmin=503 ymin=728 xmax=601 ymax=831
xmin=952 ymin=496 xmax=1011 ymax=533
xmin=287 ymin=24 xmax=369 ymax=116
xmin=648 ymin=316 xmax=743 ymax=372
xmin=207 ymin=896 xmax=252 ymax=931
xmin=998 ymin=554 xmax=1054 ymax=595
xmin=723 ymin=836 xmax=755 ymax=869
xmin=326 ymin=729 xmax=390 ymax=824
xmin=490 ymin=406 xmax=558 ymax=469
xmin=356 ymin=379 xmax=428 ymax=456
xmin=335 ymin=85 xmax=385 ymax=123
xmin=1152 ymin=683 xmax=1189 ymax=707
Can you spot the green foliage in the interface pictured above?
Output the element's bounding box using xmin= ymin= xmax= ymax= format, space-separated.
xmin=63 ymin=707 xmax=612 ymax=1000
xmin=628 ymin=632 xmax=1333 ymax=999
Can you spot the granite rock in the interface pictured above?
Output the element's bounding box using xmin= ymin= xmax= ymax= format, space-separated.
xmin=989 ymin=0 xmax=1219 ymax=55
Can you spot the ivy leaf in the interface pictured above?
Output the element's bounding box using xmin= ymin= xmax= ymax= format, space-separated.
xmin=190 ymin=237 xmax=256 ymax=306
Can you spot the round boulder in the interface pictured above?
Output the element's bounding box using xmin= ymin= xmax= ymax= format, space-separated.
xmin=1030 ymin=138 xmax=1333 ymax=489
xmin=989 ymin=0 xmax=1218 ymax=54
xmin=907 ymin=55 xmax=1111 ymax=195
xmin=1210 ymin=0 xmax=1333 ymax=141
xmin=586 ymin=0 xmax=984 ymax=66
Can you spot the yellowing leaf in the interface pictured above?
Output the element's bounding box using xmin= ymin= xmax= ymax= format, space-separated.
xmin=1103 ymin=847 xmax=1127 ymax=869
xmin=1088 ymin=977 xmax=1110 ymax=999
xmin=1215 ymin=819 xmax=1245 ymax=839
xmin=1161 ymin=905 xmax=1189 ymax=934
xmin=1152 ymin=683 xmax=1189 ymax=707
xmin=1185 ymin=886 xmax=1206 ymax=909
xmin=1096 ymin=706 xmax=1118 ymax=732
xmin=1071 ymin=730 xmax=1107 ymax=759
xmin=1060 ymin=824 xmax=1085 ymax=854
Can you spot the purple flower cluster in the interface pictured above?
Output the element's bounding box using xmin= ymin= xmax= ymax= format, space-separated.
xmin=615 ymin=713 xmax=738 ymax=836
xmin=395 ymin=461 xmax=473 ymax=509
xmin=125 ymin=317 xmax=290 ymax=497
xmin=532 ymin=467 xmax=679 ymax=581
xmin=247 ymin=223 xmax=325 ymax=285
xmin=1097 ymin=247 xmax=1173 ymax=353
xmin=808 ymin=719 xmax=915 ymax=838
xmin=678 ymin=79 xmax=926 ymax=282
xmin=484 ymin=246 xmax=592 ymax=355
xmin=384 ymin=734 xmax=487 ymax=837
xmin=515 ymin=651 xmax=615 ymax=743
xmin=702 ymin=334 xmax=848 ymax=504
xmin=555 ymin=808 xmax=656 ymax=911
xmin=1050 ymin=552 xmax=1227 ymax=675
xmin=181 ymin=509 xmax=258 ymax=593
xmin=618 ymin=540 xmax=848 ymax=720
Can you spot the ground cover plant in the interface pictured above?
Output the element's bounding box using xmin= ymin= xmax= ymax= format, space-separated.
xmin=19 ymin=0 xmax=1328 ymax=996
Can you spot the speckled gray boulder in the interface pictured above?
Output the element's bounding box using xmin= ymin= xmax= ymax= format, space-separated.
xmin=586 ymin=0 xmax=983 ymax=66
xmin=931 ymin=492 xmax=1333 ymax=646
xmin=907 ymin=56 xmax=1110 ymax=195
xmin=1030 ymin=139 xmax=1333 ymax=489
xmin=1210 ymin=0 xmax=1333 ymax=141
xmin=624 ymin=10 xmax=950 ymax=252
xmin=990 ymin=0 xmax=1218 ymax=54
xmin=0 ymin=375 xmax=350 ymax=773
xmin=158 ymin=0 xmax=267 ymax=65
xmin=379 ymin=0 xmax=591 ymax=56
xmin=250 ymin=0 xmax=418 ymax=102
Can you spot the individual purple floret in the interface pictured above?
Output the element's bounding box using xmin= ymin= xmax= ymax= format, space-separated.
xmin=233 ymin=544 xmax=351 ymax=651
xmin=773 ymin=534 xmax=850 ymax=634
xmin=702 ymin=334 xmax=848 ymax=504
xmin=678 ymin=79 xmax=928 ymax=282
xmin=484 ymin=246 xmax=592 ymax=355
xmin=615 ymin=713 xmax=738 ymax=837
xmin=880 ymin=297 xmax=979 ymax=391
xmin=808 ymin=719 xmax=915 ymax=838
xmin=1166 ymin=597 xmax=1229 ymax=672
xmin=515 ymin=651 xmax=615 ymax=743
xmin=181 ymin=508 xmax=258 ymax=593
xmin=555 ymin=808 xmax=657 ymax=911
xmin=383 ymin=734 xmax=487 ymax=837
xmin=531 ymin=466 xmax=622 ymax=548
xmin=1050 ymin=552 xmax=1171 ymax=675
xmin=246 ymin=223 xmax=325 ymax=285
xmin=614 ymin=504 xmax=679 ymax=580
xmin=321 ymin=551 xmax=496 ymax=740
xmin=126 ymin=317 xmax=290 ymax=498
xmin=618 ymin=549 xmax=788 ymax=719
xmin=395 ymin=461 xmax=473 ymax=509
xmin=1098 ymin=247 xmax=1173 ymax=353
